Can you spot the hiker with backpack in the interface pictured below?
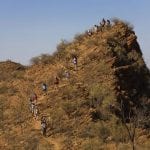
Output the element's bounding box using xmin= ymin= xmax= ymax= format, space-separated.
xmin=31 ymin=102 xmax=35 ymax=115
xmin=41 ymin=116 xmax=47 ymax=136
xmin=29 ymin=97 xmax=33 ymax=112
xmin=106 ymin=19 xmax=110 ymax=26
xmin=64 ymin=70 xmax=70 ymax=80
xmin=73 ymin=56 xmax=78 ymax=70
xmin=100 ymin=18 xmax=106 ymax=28
xmin=42 ymin=83 xmax=47 ymax=92
xmin=87 ymin=29 xmax=92 ymax=36
xmin=31 ymin=92 xmax=37 ymax=104
xmin=54 ymin=76 xmax=59 ymax=89
xmin=34 ymin=105 xmax=39 ymax=120
xmin=93 ymin=25 xmax=98 ymax=33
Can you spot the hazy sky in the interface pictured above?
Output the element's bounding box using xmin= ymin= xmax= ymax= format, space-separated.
xmin=0 ymin=0 xmax=149 ymax=67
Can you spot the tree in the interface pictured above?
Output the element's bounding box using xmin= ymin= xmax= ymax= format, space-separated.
xmin=120 ymin=99 xmax=148 ymax=150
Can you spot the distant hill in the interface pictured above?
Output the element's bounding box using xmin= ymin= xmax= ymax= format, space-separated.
xmin=0 ymin=19 xmax=150 ymax=150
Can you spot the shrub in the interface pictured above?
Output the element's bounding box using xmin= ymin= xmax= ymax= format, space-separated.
xmin=0 ymin=86 xmax=9 ymax=94
xmin=62 ymin=85 xmax=77 ymax=100
xmin=48 ymin=108 xmax=67 ymax=134
xmin=30 ymin=53 xmax=53 ymax=65
xmin=12 ymin=71 xmax=25 ymax=79
xmin=89 ymin=84 xmax=110 ymax=106
xmin=111 ymin=18 xmax=134 ymax=30
xmin=74 ymin=33 xmax=85 ymax=42
xmin=87 ymin=39 xmax=99 ymax=48
xmin=61 ymin=101 xmax=77 ymax=116
xmin=53 ymin=40 xmax=69 ymax=60
xmin=81 ymin=138 xmax=103 ymax=150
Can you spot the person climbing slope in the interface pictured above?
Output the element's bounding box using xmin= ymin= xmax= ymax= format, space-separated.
xmin=32 ymin=92 xmax=37 ymax=104
xmin=64 ymin=70 xmax=70 ymax=80
xmin=41 ymin=116 xmax=47 ymax=136
xmin=42 ymin=83 xmax=47 ymax=92
xmin=73 ymin=55 xmax=78 ymax=70
xmin=31 ymin=102 xmax=35 ymax=115
xmin=34 ymin=105 xmax=39 ymax=120
xmin=54 ymin=76 xmax=59 ymax=89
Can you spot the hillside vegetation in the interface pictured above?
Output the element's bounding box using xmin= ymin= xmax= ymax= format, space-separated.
xmin=0 ymin=19 xmax=150 ymax=150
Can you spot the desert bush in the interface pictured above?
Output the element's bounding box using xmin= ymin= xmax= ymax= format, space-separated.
xmin=12 ymin=71 xmax=25 ymax=79
xmin=56 ymin=67 xmax=65 ymax=79
xmin=61 ymin=101 xmax=77 ymax=116
xmin=30 ymin=53 xmax=53 ymax=65
xmin=63 ymin=136 xmax=74 ymax=149
xmin=12 ymin=97 xmax=30 ymax=134
xmin=74 ymin=33 xmax=85 ymax=42
xmin=48 ymin=108 xmax=67 ymax=134
xmin=95 ymin=60 xmax=112 ymax=76
xmin=53 ymin=40 xmax=69 ymax=60
xmin=97 ymin=124 xmax=111 ymax=142
xmin=111 ymin=18 xmax=134 ymax=30
xmin=0 ymin=100 xmax=5 ymax=131
xmin=89 ymin=84 xmax=110 ymax=106
xmin=0 ymin=86 xmax=9 ymax=94
xmin=86 ymin=51 xmax=104 ymax=62
xmin=30 ymin=56 xmax=40 ymax=65
xmin=62 ymin=85 xmax=77 ymax=100
xmin=8 ymin=87 xmax=18 ymax=96
xmin=81 ymin=138 xmax=103 ymax=150
xmin=24 ymin=136 xmax=40 ymax=150
xmin=80 ymin=121 xmax=111 ymax=142
xmin=87 ymin=38 xmax=99 ymax=48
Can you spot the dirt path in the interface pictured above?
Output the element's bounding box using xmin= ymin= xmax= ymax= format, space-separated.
xmin=33 ymin=119 xmax=62 ymax=150
xmin=45 ymin=137 xmax=62 ymax=150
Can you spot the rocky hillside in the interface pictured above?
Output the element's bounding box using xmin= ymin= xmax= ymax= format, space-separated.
xmin=0 ymin=19 xmax=150 ymax=150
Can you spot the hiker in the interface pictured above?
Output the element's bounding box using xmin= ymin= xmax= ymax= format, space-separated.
xmin=87 ymin=29 xmax=92 ymax=36
xmin=93 ymin=25 xmax=98 ymax=33
xmin=32 ymin=92 xmax=37 ymax=104
xmin=31 ymin=102 xmax=35 ymax=115
xmin=41 ymin=116 xmax=47 ymax=136
xmin=42 ymin=83 xmax=47 ymax=92
xmin=54 ymin=76 xmax=59 ymax=89
xmin=73 ymin=56 xmax=78 ymax=70
xmin=64 ymin=70 xmax=70 ymax=80
xmin=100 ymin=18 xmax=106 ymax=27
xmin=34 ymin=105 xmax=39 ymax=120
xmin=102 ymin=18 xmax=106 ymax=26
xmin=29 ymin=97 xmax=33 ymax=112
xmin=106 ymin=19 xmax=111 ymax=26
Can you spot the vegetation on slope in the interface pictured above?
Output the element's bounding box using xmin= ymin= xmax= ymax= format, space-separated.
xmin=0 ymin=19 xmax=150 ymax=150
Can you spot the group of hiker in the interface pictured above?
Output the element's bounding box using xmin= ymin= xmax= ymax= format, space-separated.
xmin=29 ymin=88 xmax=47 ymax=136
xmin=87 ymin=18 xmax=111 ymax=36
xmin=27 ymin=42 xmax=79 ymax=137
xmin=29 ymin=92 xmax=39 ymax=120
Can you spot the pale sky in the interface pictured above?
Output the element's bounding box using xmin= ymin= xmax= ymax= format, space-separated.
xmin=0 ymin=0 xmax=149 ymax=67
